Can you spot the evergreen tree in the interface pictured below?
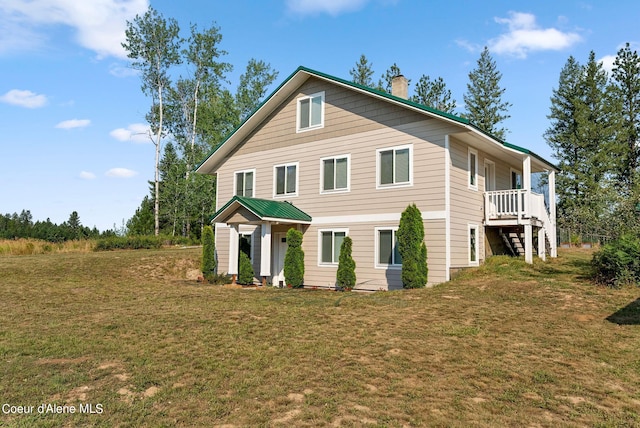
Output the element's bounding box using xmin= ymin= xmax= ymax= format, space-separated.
xmin=396 ymin=204 xmax=428 ymax=288
xmin=349 ymin=54 xmax=375 ymax=87
xmin=238 ymin=251 xmax=255 ymax=285
xmin=284 ymin=228 xmax=304 ymax=288
xmin=411 ymin=74 xmax=457 ymax=113
xmin=126 ymin=196 xmax=155 ymax=236
xmin=201 ymin=225 xmax=216 ymax=282
xmin=464 ymin=47 xmax=512 ymax=140
xmin=336 ymin=236 xmax=356 ymax=289
xmin=378 ymin=63 xmax=409 ymax=93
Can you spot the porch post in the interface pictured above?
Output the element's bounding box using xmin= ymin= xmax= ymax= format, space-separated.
xmin=538 ymin=227 xmax=546 ymax=261
xmin=260 ymin=222 xmax=272 ymax=286
xmin=548 ymin=170 xmax=558 ymax=258
xmin=228 ymin=224 xmax=239 ymax=284
xmin=522 ymin=155 xmax=531 ymax=217
xmin=525 ymin=224 xmax=533 ymax=264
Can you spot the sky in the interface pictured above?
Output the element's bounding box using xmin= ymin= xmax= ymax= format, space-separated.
xmin=1 ymin=0 xmax=638 ymax=232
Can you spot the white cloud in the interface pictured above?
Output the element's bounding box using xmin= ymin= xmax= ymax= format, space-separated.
xmin=79 ymin=171 xmax=96 ymax=180
xmin=55 ymin=118 xmax=90 ymax=129
xmin=599 ymin=55 xmax=616 ymax=75
xmin=110 ymin=123 xmax=151 ymax=143
xmin=286 ymin=0 xmax=369 ymax=16
xmin=106 ymin=167 xmax=138 ymax=178
xmin=0 ymin=0 xmax=148 ymax=59
xmin=488 ymin=12 xmax=582 ymax=58
xmin=0 ymin=89 xmax=47 ymax=108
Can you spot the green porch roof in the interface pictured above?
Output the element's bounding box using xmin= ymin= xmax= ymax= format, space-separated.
xmin=212 ymin=196 xmax=312 ymax=224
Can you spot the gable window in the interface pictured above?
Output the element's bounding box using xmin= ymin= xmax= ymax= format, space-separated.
xmin=377 ymin=145 xmax=412 ymax=188
xmin=234 ymin=169 xmax=255 ymax=197
xmin=274 ymin=163 xmax=298 ymax=197
xmin=468 ymin=148 xmax=478 ymax=190
xmin=376 ymin=227 xmax=402 ymax=267
xmin=297 ymin=92 xmax=324 ymax=132
xmin=469 ymin=224 xmax=479 ymax=266
xmin=321 ymin=155 xmax=349 ymax=193
xmin=319 ymin=229 xmax=347 ymax=265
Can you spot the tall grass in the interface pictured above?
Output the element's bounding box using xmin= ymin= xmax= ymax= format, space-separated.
xmin=0 ymin=238 xmax=95 ymax=255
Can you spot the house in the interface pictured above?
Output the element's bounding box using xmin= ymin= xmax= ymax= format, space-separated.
xmin=195 ymin=66 xmax=558 ymax=290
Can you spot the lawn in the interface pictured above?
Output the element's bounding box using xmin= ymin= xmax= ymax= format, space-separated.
xmin=0 ymin=248 xmax=638 ymax=427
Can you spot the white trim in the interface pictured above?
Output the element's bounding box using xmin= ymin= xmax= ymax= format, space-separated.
xmin=374 ymin=226 xmax=401 ymax=269
xmin=445 ymin=135 xmax=451 ymax=281
xmin=317 ymin=228 xmax=349 ymax=267
xmin=296 ymin=91 xmax=325 ymax=133
xmin=273 ymin=162 xmax=299 ymax=198
xmin=468 ymin=147 xmax=478 ymax=191
xmin=483 ymin=159 xmax=496 ymax=192
xmin=260 ymin=223 xmax=272 ymax=277
xmin=312 ymin=211 xmax=446 ymax=225
xmin=468 ymin=224 xmax=479 ymax=267
xmin=376 ymin=144 xmax=413 ymax=189
xmin=319 ymin=154 xmax=351 ymax=194
xmin=233 ymin=168 xmax=256 ymax=198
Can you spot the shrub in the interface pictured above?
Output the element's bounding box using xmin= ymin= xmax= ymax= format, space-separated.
xmin=284 ymin=228 xmax=305 ymax=288
xmin=336 ymin=236 xmax=356 ymax=290
xmin=397 ymin=203 xmax=428 ymax=288
xmin=592 ymin=234 xmax=640 ymax=287
xmin=94 ymin=235 xmax=163 ymax=251
xmin=201 ymin=226 xmax=216 ymax=282
xmin=238 ymin=251 xmax=255 ymax=285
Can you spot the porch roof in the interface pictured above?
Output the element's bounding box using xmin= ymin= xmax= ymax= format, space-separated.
xmin=212 ymin=196 xmax=312 ymax=225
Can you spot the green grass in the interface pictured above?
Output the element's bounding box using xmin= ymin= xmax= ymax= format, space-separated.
xmin=0 ymin=248 xmax=638 ymax=427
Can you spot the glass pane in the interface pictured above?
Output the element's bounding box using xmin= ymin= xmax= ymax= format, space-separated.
xmin=321 ymin=232 xmax=332 ymax=263
xmin=393 ymin=232 xmax=402 ymax=265
xmin=311 ymin=95 xmax=322 ymax=126
xmin=323 ymin=159 xmax=334 ymax=191
xmin=236 ymin=173 xmax=244 ymax=196
xmin=379 ymin=230 xmax=392 ymax=264
xmin=380 ymin=150 xmax=393 ymax=185
xmin=335 ymin=157 xmax=347 ymax=189
xmin=334 ymin=232 xmax=345 ymax=264
xmin=286 ymin=165 xmax=296 ymax=194
xmin=299 ymin=98 xmax=310 ymax=129
xmin=470 ymin=153 xmax=476 ymax=186
xmin=395 ymin=148 xmax=409 ymax=183
xmin=470 ymin=228 xmax=477 ymax=262
xmin=276 ymin=166 xmax=285 ymax=195
xmin=244 ymin=172 xmax=253 ymax=197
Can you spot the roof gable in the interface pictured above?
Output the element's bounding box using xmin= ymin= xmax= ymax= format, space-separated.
xmin=212 ymin=196 xmax=312 ymax=224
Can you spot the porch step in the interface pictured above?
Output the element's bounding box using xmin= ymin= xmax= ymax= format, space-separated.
xmin=499 ymin=228 xmax=525 ymax=257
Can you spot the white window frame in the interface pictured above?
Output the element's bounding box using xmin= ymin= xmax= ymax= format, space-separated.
xmin=319 ymin=154 xmax=350 ymax=194
xmin=374 ymin=226 xmax=402 ymax=269
xmin=318 ymin=228 xmax=349 ymax=266
xmin=468 ymin=147 xmax=478 ymax=191
xmin=484 ymin=159 xmax=496 ymax=192
xmin=273 ymin=162 xmax=299 ymax=198
xmin=376 ymin=144 xmax=413 ymax=189
xmin=296 ymin=91 xmax=325 ymax=133
xmin=233 ymin=168 xmax=256 ymax=198
xmin=510 ymin=168 xmax=523 ymax=190
xmin=468 ymin=224 xmax=479 ymax=266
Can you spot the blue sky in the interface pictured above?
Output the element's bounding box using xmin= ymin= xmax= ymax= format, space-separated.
xmin=1 ymin=0 xmax=638 ymax=231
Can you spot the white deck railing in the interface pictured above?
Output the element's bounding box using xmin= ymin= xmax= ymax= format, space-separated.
xmin=484 ymin=189 xmax=551 ymax=226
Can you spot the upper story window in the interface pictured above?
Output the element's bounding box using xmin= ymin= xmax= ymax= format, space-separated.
xmin=377 ymin=144 xmax=412 ymax=188
xmin=321 ymin=155 xmax=350 ymax=193
xmin=511 ymin=169 xmax=522 ymax=189
xmin=297 ymin=92 xmax=324 ymax=132
xmin=234 ymin=169 xmax=255 ymax=197
xmin=468 ymin=148 xmax=478 ymax=191
xmin=274 ymin=162 xmax=298 ymax=197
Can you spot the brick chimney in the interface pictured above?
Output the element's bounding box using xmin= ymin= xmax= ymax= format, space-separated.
xmin=391 ymin=75 xmax=408 ymax=99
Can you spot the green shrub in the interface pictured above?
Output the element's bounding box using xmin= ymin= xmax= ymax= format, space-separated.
xmin=336 ymin=236 xmax=356 ymax=289
xmin=592 ymin=234 xmax=640 ymax=287
xmin=201 ymin=226 xmax=216 ymax=282
xmin=238 ymin=251 xmax=255 ymax=285
xmin=94 ymin=235 xmax=163 ymax=251
xmin=397 ymin=203 xmax=428 ymax=288
xmin=284 ymin=228 xmax=305 ymax=288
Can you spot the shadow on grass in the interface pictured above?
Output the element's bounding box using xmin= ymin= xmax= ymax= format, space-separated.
xmin=606 ymin=298 xmax=640 ymax=325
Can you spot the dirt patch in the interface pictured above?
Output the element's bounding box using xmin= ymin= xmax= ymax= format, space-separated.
xmin=272 ymin=409 xmax=301 ymax=424
xmin=143 ymin=386 xmax=160 ymax=398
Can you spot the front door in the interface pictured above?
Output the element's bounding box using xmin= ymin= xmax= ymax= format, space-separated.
xmin=273 ymin=233 xmax=287 ymax=286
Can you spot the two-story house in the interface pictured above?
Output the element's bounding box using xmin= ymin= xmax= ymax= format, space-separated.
xmin=195 ymin=66 xmax=558 ymax=290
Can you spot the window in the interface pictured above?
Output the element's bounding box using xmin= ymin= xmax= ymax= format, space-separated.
xmin=297 ymin=92 xmax=324 ymax=131
xmin=469 ymin=225 xmax=479 ymax=266
xmin=377 ymin=145 xmax=412 ymax=188
xmin=239 ymin=232 xmax=253 ymax=262
xmin=319 ymin=229 xmax=347 ymax=265
xmin=484 ymin=160 xmax=495 ymax=191
xmin=234 ymin=169 xmax=255 ymax=197
xmin=274 ymin=163 xmax=298 ymax=197
xmin=376 ymin=227 xmax=402 ymax=267
xmin=321 ymin=155 xmax=349 ymax=193
xmin=511 ymin=169 xmax=522 ymax=189
xmin=468 ymin=148 xmax=478 ymax=190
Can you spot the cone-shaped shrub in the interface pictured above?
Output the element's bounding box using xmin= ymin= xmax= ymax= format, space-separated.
xmin=284 ymin=228 xmax=305 ymax=288
xmin=201 ymin=225 xmax=216 ymax=282
xmin=397 ymin=203 xmax=428 ymax=288
xmin=336 ymin=236 xmax=356 ymax=289
xmin=238 ymin=251 xmax=255 ymax=285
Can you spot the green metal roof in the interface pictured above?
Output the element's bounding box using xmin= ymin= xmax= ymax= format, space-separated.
xmin=212 ymin=195 xmax=312 ymax=224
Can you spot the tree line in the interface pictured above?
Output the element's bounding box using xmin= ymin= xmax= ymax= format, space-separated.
xmin=0 ymin=210 xmax=112 ymax=242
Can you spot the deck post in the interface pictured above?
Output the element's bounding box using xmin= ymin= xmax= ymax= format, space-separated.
xmin=524 ymin=224 xmax=533 ymax=264
xmin=538 ymin=227 xmax=546 ymax=261
xmin=548 ymin=170 xmax=557 ymax=258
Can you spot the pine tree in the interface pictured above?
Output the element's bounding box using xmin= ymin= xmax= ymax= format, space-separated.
xmin=464 ymin=47 xmax=512 ymax=140
xmin=378 ymin=63 xmax=409 ymax=93
xmin=411 ymin=75 xmax=457 ymax=113
xmin=336 ymin=236 xmax=356 ymax=289
xmin=284 ymin=228 xmax=304 ymax=288
xmin=349 ymin=54 xmax=375 ymax=87
xmin=397 ymin=204 xmax=428 ymax=288
xmin=238 ymin=251 xmax=255 ymax=285
xmin=201 ymin=225 xmax=216 ymax=282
